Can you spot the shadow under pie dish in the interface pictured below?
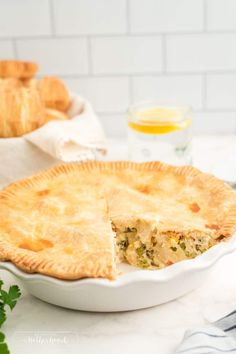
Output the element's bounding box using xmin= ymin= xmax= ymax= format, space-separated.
xmin=0 ymin=161 xmax=236 ymax=283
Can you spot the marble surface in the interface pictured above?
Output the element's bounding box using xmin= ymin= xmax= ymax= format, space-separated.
xmin=1 ymin=135 xmax=236 ymax=354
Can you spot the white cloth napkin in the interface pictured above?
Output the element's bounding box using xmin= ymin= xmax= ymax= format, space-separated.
xmin=25 ymin=94 xmax=107 ymax=162
xmin=175 ymin=310 xmax=236 ymax=354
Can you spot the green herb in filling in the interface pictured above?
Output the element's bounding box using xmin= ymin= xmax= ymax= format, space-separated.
xmin=138 ymin=258 xmax=149 ymax=268
xmin=195 ymin=244 xmax=201 ymax=252
xmin=185 ymin=250 xmax=195 ymax=258
xmin=136 ymin=244 xmax=146 ymax=257
xmin=118 ymin=238 xmax=129 ymax=251
xmin=146 ymin=249 xmax=154 ymax=259
xmin=170 ymin=246 xmax=177 ymax=252
xmin=124 ymin=227 xmax=137 ymax=234
xmin=195 ymin=244 xmax=207 ymax=253
xmin=179 ymin=242 xmax=186 ymax=250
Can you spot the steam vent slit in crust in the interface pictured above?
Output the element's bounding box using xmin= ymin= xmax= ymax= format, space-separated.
xmin=0 ymin=161 xmax=236 ymax=280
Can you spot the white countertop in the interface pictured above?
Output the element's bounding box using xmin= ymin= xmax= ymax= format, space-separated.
xmin=1 ymin=135 xmax=236 ymax=354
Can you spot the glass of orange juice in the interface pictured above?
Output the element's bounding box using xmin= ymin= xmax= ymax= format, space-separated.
xmin=127 ymin=101 xmax=192 ymax=165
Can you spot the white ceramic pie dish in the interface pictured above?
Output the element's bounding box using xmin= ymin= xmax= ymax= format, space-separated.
xmin=1 ymin=234 xmax=236 ymax=312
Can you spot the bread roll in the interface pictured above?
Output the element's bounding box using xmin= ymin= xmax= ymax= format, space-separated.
xmin=35 ymin=76 xmax=71 ymax=112
xmin=0 ymin=78 xmax=22 ymax=90
xmin=0 ymin=85 xmax=45 ymax=138
xmin=0 ymin=60 xmax=38 ymax=79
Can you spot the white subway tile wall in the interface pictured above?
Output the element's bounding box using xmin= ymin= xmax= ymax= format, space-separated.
xmin=0 ymin=0 xmax=235 ymax=137
xmin=53 ymin=0 xmax=127 ymax=35
xmin=132 ymin=75 xmax=203 ymax=110
xmin=64 ymin=77 xmax=130 ymax=112
xmin=91 ymin=36 xmax=163 ymax=74
xmin=207 ymin=0 xmax=236 ymax=31
xmin=16 ymin=38 xmax=89 ymax=75
xmin=206 ymin=74 xmax=236 ymax=109
xmin=0 ymin=41 xmax=14 ymax=58
xmin=130 ymin=0 xmax=204 ymax=33
xmin=166 ymin=34 xmax=236 ymax=72
xmin=0 ymin=0 xmax=51 ymax=37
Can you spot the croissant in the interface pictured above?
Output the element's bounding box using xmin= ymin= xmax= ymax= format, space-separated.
xmin=0 ymin=60 xmax=38 ymax=79
xmin=0 ymin=78 xmax=22 ymax=90
xmin=0 ymin=85 xmax=45 ymax=138
xmin=27 ymin=76 xmax=71 ymax=112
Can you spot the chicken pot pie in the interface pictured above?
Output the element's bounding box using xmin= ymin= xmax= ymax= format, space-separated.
xmin=0 ymin=161 xmax=236 ymax=280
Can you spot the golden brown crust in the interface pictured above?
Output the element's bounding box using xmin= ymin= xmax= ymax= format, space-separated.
xmin=0 ymin=161 xmax=236 ymax=280
xmin=0 ymin=85 xmax=45 ymax=137
xmin=0 ymin=78 xmax=22 ymax=90
xmin=0 ymin=60 xmax=38 ymax=79
xmin=35 ymin=76 xmax=71 ymax=112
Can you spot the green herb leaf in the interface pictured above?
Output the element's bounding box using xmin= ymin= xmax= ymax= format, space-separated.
xmin=0 ymin=279 xmax=21 ymax=354
xmin=0 ymin=332 xmax=10 ymax=354
xmin=0 ymin=332 xmax=5 ymax=342
xmin=0 ymin=285 xmax=21 ymax=311
xmin=7 ymin=286 xmax=21 ymax=310
xmin=0 ymin=305 xmax=6 ymax=327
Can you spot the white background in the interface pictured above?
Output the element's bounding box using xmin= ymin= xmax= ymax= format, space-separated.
xmin=0 ymin=0 xmax=236 ymax=137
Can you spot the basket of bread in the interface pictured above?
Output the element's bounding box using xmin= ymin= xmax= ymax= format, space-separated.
xmin=0 ymin=60 xmax=106 ymax=186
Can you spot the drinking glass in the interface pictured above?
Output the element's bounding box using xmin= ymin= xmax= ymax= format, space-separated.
xmin=127 ymin=101 xmax=192 ymax=165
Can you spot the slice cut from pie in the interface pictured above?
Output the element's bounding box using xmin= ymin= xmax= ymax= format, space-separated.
xmin=0 ymin=161 xmax=236 ymax=280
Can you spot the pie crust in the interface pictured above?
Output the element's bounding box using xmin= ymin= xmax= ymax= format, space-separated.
xmin=0 ymin=161 xmax=236 ymax=280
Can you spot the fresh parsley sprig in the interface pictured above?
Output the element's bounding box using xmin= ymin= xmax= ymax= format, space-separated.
xmin=0 ymin=279 xmax=21 ymax=354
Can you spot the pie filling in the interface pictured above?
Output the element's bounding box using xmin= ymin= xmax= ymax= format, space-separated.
xmin=113 ymin=218 xmax=218 ymax=269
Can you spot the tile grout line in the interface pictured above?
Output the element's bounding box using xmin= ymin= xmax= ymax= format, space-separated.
xmin=128 ymin=76 xmax=133 ymax=104
xmin=203 ymin=108 xmax=236 ymax=113
xmin=49 ymin=0 xmax=56 ymax=36
xmin=87 ymin=108 xmax=236 ymax=116
xmin=202 ymin=73 xmax=207 ymax=110
xmin=57 ymin=70 xmax=236 ymax=79
xmin=12 ymin=39 xmax=18 ymax=59
xmin=87 ymin=37 xmax=93 ymax=75
xmin=126 ymin=0 xmax=131 ymax=34
xmin=162 ymin=34 xmax=167 ymax=73
xmin=4 ymin=30 xmax=236 ymax=42
xmin=203 ymin=0 xmax=207 ymax=32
